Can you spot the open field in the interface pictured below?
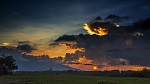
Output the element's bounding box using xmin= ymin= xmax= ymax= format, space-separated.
xmin=0 ymin=72 xmax=150 ymax=84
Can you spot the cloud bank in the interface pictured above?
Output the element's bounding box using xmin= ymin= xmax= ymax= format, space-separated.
xmin=51 ymin=15 xmax=150 ymax=70
xmin=0 ymin=47 xmax=78 ymax=71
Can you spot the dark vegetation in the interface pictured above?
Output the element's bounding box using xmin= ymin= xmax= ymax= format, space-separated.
xmin=66 ymin=68 xmax=150 ymax=78
xmin=0 ymin=54 xmax=18 ymax=75
xmin=1 ymin=73 xmax=150 ymax=84
xmin=15 ymin=68 xmax=150 ymax=78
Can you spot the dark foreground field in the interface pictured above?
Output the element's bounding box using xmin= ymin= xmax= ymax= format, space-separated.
xmin=0 ymin=73 xmax=150 ymax=84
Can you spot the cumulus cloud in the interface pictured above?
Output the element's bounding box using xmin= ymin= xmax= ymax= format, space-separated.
xmin=50 ymin=16 xmax=150 ymax=68
xmin=65 ymin=50 xmax=83 ymax=62
xmin=84 ymin=14 xmax=128 ymax=35
xmin=16 ymin=44 xmax=36 ymax=53
xmin=83 ymin=14 xmax=150 ymax=37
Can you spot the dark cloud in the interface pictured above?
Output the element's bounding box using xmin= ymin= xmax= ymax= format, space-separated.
xmin=16 ymin=41 xmax=37 ymax=53
xmin=83 ymin=15 xmax=128 ymax=36
xmin=55 ymin=35 xmax=77 ymax=42
xmin=104 ymin=14 xmax=129 ymax=22
xmin=126 ymin=18 xmax=150 ymax=33
xmin=65 ymin=50 xmax=83 ymax=62
xmin=85 ymin=14 xmax=150 ymax=36
xmin=95 ymin=16 xmax=103 ymax=20
xmin=16 ymin=44 xmax=36 ymax=53
xmin=51 ymin=17 xmax=150 ymax=66
xmin=16 ymin=41 xmax=31 ymax=45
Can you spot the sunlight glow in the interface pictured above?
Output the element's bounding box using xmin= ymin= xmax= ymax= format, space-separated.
xmin=93 ymin=65 xmax=98 ymax=71
xmin=83 ymin=23 xmax=108 ymax=36
xmin=3 ymin=43 xmax=10 ymax=46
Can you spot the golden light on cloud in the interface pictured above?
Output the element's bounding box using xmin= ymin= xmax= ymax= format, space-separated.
xmin=77 ymin=56 xmax=93 ymax=64
xmin=59 ymin=42 xmax=77 ymax=49
xmin=3 ymin=43 xmax=10 ymax=46
xmin=83 ymin=23 xmax=108 ymax=36
xmin=83 ymin=23 xmax=95 ymax=35
xmin=31 ymin=42 xmax=83 ymax=58
xmin=94 ymin=27 xmax=108 ymax=36
xmin=59 ymin=42 xmax=85 ymax=52
xmin=31 ymin=46 xmax=76 ymax=58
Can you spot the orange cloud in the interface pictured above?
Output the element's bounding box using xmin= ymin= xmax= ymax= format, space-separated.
xmin=31 ymin=43 xmax=83 ymax=58
xmin=83 ymin=23 xmax=108 ymax=36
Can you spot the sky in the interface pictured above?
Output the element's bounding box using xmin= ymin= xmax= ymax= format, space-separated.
xmin=0 ymin=0 xmax=150 ymax=71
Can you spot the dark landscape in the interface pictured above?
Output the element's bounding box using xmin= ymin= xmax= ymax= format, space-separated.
xmin=0 ymin=0 xmax=150 ymax=84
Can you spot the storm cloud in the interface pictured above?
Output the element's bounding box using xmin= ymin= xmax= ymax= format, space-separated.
xmin=84 ymin=15 xmax=150 ymax=37
xmin=51 ymin=16 xmax=150 ymax=67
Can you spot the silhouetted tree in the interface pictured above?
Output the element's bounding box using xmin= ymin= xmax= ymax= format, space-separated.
xmin=131 ymin=68 xmax=150 ymax=78
xmin=0 ymin=54 xmax=18 ymax=75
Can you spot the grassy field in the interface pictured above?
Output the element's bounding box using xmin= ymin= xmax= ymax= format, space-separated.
xmin=0 ymin=73 xmax=150 ymax=84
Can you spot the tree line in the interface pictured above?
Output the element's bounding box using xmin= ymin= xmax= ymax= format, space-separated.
xmin=58 ymin=68 xmax=150 ymax=78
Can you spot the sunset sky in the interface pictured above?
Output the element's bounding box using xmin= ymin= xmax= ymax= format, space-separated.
xmin=0 ymin=0 xmax=150 ymax=71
